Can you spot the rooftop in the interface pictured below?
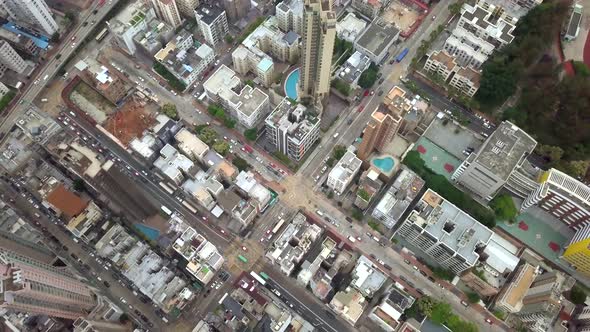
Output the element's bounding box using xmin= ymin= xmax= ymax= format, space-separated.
xmin=108 ymin=2 xmax=152 ymax=34
xmin=337 ymin=51 xmax=371 ymax=84
xmin=204 ymin=65 xmax=269 ymax=118
xmin=153 ymin=144 xmax=195 ymax=181
xmin=455 ymin=66 xmax=481 ymax=86
xmin=498 ymin=263 xmax=537 ymax=309
xmin=406 ymin=189 xmax=494 ymax=266
xmin=356 ymin=21 xmax=399 ymax=57
xmin=46 ymin=184 xmax=88 ymax=218
xmin=351 ymin=255 xmax=387 ymax=297
xmin=336 ymin=12 xmax=367 ymax=42
xmin=174 ymin=128 xmax=209 ymax=160
xmin=373 ymin=167 xmax=425 ymax=228
xmin=428 ymin=50 xmax=457 ymax=71
xmin=471 ymin=121 xmax=536 ymax=181
xmin=277 ymin=0 xmax=304 ymax=14
xmin=194 ymin=4 xmax=225 ymax=25
xmin=15 ymin=107 xmax=61 ymax=145
xmin=265 ymin=98 xmax=319 ymax=143
xmin=329 ymin=151 xmax=362 ymax=184
xmin=461 ymin=3 xmax=515 ymax=44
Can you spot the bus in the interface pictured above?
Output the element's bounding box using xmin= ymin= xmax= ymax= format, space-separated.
xmin=161 ymin=206 xmax=172 ymax=216
xmin=395 ymin=48 xmax=409 ymax=62
xmin=159 ymin=182 xmax=174 ymax=194
xmin=238 ymin=255 xmax=248 ymax=263
xmin=95 ymin=28 xmax=108 ymax=42
xmin=250 ymin=271 xmax=266 ymax=286
xmin=182 ymin=200 xmax=197 ymax=213
xmin=272 ymin=218 xmax=286 ymax=234
xmin=259 ymin=272 xmax=269 ymax=280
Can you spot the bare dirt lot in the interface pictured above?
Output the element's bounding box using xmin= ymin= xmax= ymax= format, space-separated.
xmin=381 ymin=0 xmax=422 ymax=31
xmin=104 ymin=100 xmax=156 ymax=146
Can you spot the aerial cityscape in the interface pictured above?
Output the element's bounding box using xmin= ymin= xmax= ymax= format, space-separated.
xmin=0 ymin=0 xmax=589 ymax=331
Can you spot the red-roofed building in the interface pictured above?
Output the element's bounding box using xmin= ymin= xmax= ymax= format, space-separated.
xmin=45 ymin=184 xmax=87 ymax=219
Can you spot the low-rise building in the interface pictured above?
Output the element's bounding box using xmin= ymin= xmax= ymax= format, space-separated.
xmin=130 ymin=134 xmax=159 ymax=160
xmin=66 ymin=201 xmax=103 ymax=243
xmin=182 ymin=170 xmax=223 ymax=210
xmin=450 ymin=66 xmax=481 ymax=97
xmin=45 ymin=183 xmax=88 ymax=220
xmin=369 ymin=287 xmax=415 ymax=332
xmin=297 ymin=237 xmax=337 ymax=286
xmin=172 ymin=226 xmax=224 ymax=285
xmin=336 ymin=12 xmax=367 ymax=42
xmin=372 ymin=167 xmax=425 ymax=229
xmin=266 ymin=212 xmax=323 ymax=275
xmin=14 ymin=106 xmax=61 ymax=145
xmin=327 ymin=150 xmax=362 ymax=195
xmin=79 ymin=59 xmax=130 ymax=104
xmin=264 ymin=98 xmax=320 ymax=161
xmin=354 ymin=169 xmax=383 ymax=210
xmin=329 ymin=286 xmax=367 ymax=326
xmin=351 ymin=255 xmax=387 ymax=297
xmin=133 ymin=17 xmax=174 ymax=55
xmin=217 ymin=189 xmax=257 ymax=226
xmin=275 ymin=0 xmax=304 ymax=34
xmin=154 ymin=30 xmax=215 ymax=89
xmin=354 ymin=20 xmax=400 ymax=64
xmin=174 ymin=128 xmax=209 ymax=162
xmin=335 ymin=50 xmax=371 ymax=85
xmin=351 ymin=0 xmax=384 ymax=19
xmin=153 ymin=144 xmax=195 ymax=184
xmin=235 ymin=171 xmax=272 ymax=212
xmin=494 ymin=263 xmax=537 ymax=313
xmin=203 ymin=65 xmax=271 ymax=128
xmin=424 ymin=50 xmax=457 ymax=81
xmin=395 ymin=189 xmax=494 ymax=274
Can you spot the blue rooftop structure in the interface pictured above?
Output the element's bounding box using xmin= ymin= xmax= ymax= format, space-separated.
xmin=2 ymin=23 xmax=49 ymax=49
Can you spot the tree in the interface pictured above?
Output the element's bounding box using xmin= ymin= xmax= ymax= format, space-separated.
xmin=570 ymin=285 xmax=587 ymax=305
xmin=161 ymin=103 xmax=178 ymax=120
xmin=573 ymin=61 xmax=590 ymax=77
xmin=327 ymin=191 xmax=334 ymax=199
xmin=466 ymin=292 xmax=480 ymax=303
xmin=213 ymin=141 xmax=230 ymax=156
xmin=490 ymin=194 xmax=518 ymax=221
xmin=73 ymin=179 xmax=85 ymax=192
xmin=351 ymin=208 xmax=363 ymax=221
xmin=560 ymin=160 xmax=590 ymax=179
xmin=198 ymin=127 xmax=218 ymax=145
xmin=225 ymin=34 xmax=234 ymax=44
xmin=416 ymin=296 xmax=436 ymax=317
xmin=358 ymin=63 xmax=379 ymax=89
xmin=232 ymin=156 xmax=250 ymax=171
xmin=245 ymin=79 xmax=254 ymax=87
xmin=65 ymin=12 xmax=76 ymax=21
xmin=119 ymin=313 xmax=128 ymax=323
xmin=448 ymin=2 xmax=464 ymax=15
xmin=536 ymin=145 xmax=564 ymax=163
xmin=357 ymin=188 xmax=371 ymax=201
xmin=331 ymin=79 xmax=351 ymax=96
xmin=51 ymin=32 xmax=60 ymax=42
xmin=244 ymin=128 xmax=257 ymax=141
xmin=430 ymin=302 xmax=452 ymax=325
xmin=332 ymin=145 xmax=347 ymax=160
xmin=432 ymin=267 xmax=454 ymax=281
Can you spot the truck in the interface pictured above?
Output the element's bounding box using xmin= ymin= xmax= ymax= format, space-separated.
xmin=395 ymin=48 xmax=409 ymax=62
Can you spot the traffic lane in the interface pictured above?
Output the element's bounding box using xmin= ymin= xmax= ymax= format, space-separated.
xmin=0 ymin=181 xmax=162 ymax=330
xmin=64 ymin=113 xmax=233 ymax=247
xmin=264 ymin=273 xmax=353 ymax=332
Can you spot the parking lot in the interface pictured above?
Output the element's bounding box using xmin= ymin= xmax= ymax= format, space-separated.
xmin=423 ymin=116 xmax=483 ymax=160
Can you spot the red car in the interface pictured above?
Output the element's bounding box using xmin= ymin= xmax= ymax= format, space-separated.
xmin=363 ymin=90 xmax=369 ymax=97
xmin=270 ymin=163 xmax=276 ymax=168
xmin=358 ymin=105 xmax=364 ymax=113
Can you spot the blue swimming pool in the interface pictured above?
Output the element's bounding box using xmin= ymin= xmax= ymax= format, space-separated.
xmin=373 ymin=157 xmax=395 ymax=173
xmin=284 ymin=68 xmax=300 ymax=100
xmin=135 ymin=224 xmax=160 ymax=241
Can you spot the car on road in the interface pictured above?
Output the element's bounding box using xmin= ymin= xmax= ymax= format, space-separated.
xmin=241 ymin=246 xmax=248 ymax=252
xmin=347 ymin=118 xmax=353 ymax=125
xmin=363 ymin=90 xmax=369 ymax=97
xmin=378 ymin=78 xmax=384 ymax=84
xmin=404 ymin=259 xmax=411 ymax=264
xmin=384 ymin=264 xmax=392 ymax=271
xmin=377 ymin=259 xmax=385 ymax=265
xmin=416 ymin=289 xmax=425 ymax=296
xmin=103 ymin=281 xmax=110 ymax=288
xmin=370 ymin=90 xmax=375 ymax=95
xmin=378 ymin=90 xmax=383 ymax=96
xmin=419 ymin=270 xmax=427 ymax=277
xmin=485 ymin=318 xmax=493 ymax=324
xmin=120 ymin=297 xmax=127 ymax=304
xmin=461 ymin=300 xmax=469 ymax=307
xmin=357 ymin=105 xmax=364 ymax=112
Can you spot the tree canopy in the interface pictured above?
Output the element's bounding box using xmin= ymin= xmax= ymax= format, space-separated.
xmin=490 ymin=194 xmax=518 ymax=221
xmin=358 ymin=63 xmax=379 ymax=89
xmin=160 ymin=103 xmax=178 ymax=120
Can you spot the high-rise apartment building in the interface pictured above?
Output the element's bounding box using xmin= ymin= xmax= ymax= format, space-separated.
xmin=357 ymin=109 xmax=401 ymax=160
xmin=107 ymin=2 xmax=157 ymax=55
xmin=151 ymin=0 xmax=182 ymax=28
xmin=452 ymin=121 xmax=537 ymax=201
xmin=522 ymin=168 xmax=590 ymax=230
xmin=265 ymin=98 xmax=320 ymax=161
xmin=276 ymin=0 xmax=304 ymax=34
xmin=299 ymin=0 xmax=336 ymax=103
xmin=175 ymin=0 xmax=199 ymax=18
xmin=0 ymin=0 xmax=58 ymax=35
xmin=223 ymin=0 xmax=250 ymax=22
xmin=494 ymin=263 xmax=537 ymax=313
xmin=0 ymin=236 xmax=97 ymax=319
xmin=0 ymin=41 xmax=27 ymax=74
xmin=327 ymin=150 xmax=362 ymax=195
xmin=394 ymin=189 xmax=494 ymax=274
xmin=515 ymin=271 xmax=573 ymax=332
xmin=194 ymin=4 xmax=229 ymax=48
xmin=563 ymin=224 xmax=590 ymax=276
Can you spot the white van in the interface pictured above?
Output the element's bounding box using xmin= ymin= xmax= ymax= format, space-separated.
xmin=333 ymin=133 xmax=339 ymax=139
xmin=69 ymin=111 xmax=76 ymax=117
xmin=41 ymin=98 xmax=48 ymax=102
xmin=316 ymin=210 xmax=324 ymax=217
xmin=348 ymin=236 xmax=356 ymax=243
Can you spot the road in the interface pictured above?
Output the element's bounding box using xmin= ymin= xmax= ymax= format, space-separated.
xmin=0 ymin=0 xmax=120 ymax=135
xmin=0 ymin=179 xmax=163 ymax=331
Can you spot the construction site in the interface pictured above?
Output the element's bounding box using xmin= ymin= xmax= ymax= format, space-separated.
xmin=381 ymin=0 xmax=429 ymax=38
xmin=104 ymin=99 xmax=158 ymax=146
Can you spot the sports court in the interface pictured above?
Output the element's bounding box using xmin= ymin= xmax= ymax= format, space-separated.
xmin=498 ymin=212 xmax=568 ymax=264
xmin=413 ymin=136 xmax=461 ymax=180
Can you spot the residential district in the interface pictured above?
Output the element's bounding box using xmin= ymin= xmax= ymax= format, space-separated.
xmin=0 ymin=0 xmax=590 ymax=332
